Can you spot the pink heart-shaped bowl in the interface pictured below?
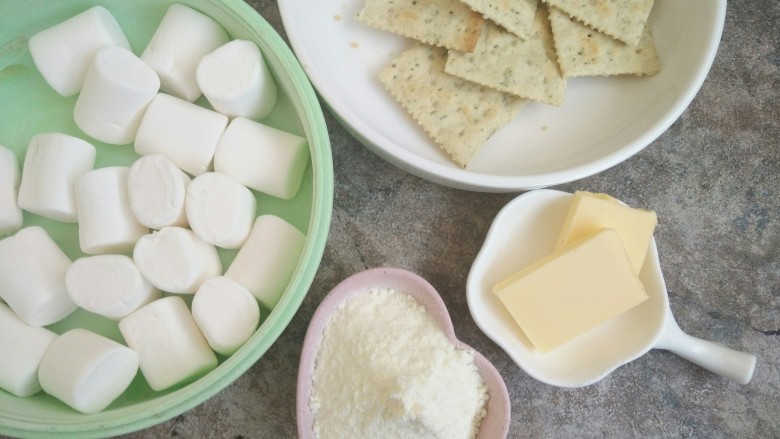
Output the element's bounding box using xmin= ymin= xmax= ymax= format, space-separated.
xmin=296 ymin=267 xmax=511 ymax=438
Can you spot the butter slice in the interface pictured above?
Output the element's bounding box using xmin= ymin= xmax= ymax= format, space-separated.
xmin=555 ymin=191 xmax=657 ymax=274
xmin=494 ymin=228 xmax=648 ymax=353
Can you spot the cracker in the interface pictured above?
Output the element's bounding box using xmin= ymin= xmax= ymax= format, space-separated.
xmin=378 ymin=44 xmax=526 ymax=167
xmin=461 ymin=0 xmax=538 ymax=40
xmin=444 ymin=6 xmax=566 ymax=106
xmin=543 ymin=0 xmax=654 ymax=46
xmin=356 ymin=0 xmax=483 ymax=52
xmin=548 ymin=7 xmax=660 ymax=78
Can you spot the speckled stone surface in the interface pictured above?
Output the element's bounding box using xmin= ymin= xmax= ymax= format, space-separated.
xmin=122 ymin=1 xmax=779 ymax=438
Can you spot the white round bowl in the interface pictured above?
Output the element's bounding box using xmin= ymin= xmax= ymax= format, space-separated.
xmin=280 ymin=0 xmax=726 ymax=191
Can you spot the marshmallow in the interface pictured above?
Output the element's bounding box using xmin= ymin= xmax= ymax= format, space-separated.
xmin=135 ymin=93 xmax=228 ymax=176
xmin=186 ymin=172 xmax=256 ymax=249
xmin=214 ymin=117 xmax=309 ymax=200
xmin=38 ymin=328 xmax=138 ymax=414
xmin=66 ymin=254 xmax=160 ymax=320
xmin=0 ymin=303 xmax=58 ymax=397
xmin=226 ymin=215 xmax=305 ymax=309
xmin=17 ymin=133 xmax=96 ymax=223
xmin=133 ymin=227 xmax=222 ymax=294
xmin=128 ymin=154 xmax=190 ymax=229
xmin=192 ymin=276 xmax=260 ymax=356
xmin=196 ymin=39 xmax=278 ymax=120
xmin=141 ymin=4 xmax=229 ymax=102
xmin=0 ymin=145 xmax=23 ymax=235
xmin=74 ymin=46 xmax=160 ymax=145
xmin=75 ymin=167 xmax=149 ymax=254
xmin=28 ymin=6 xmax=130 ymax=97
xmin=0 ymin=227 xmax=76 ymax=326
xmin=118 ymin=296 xmax=217 ymax=391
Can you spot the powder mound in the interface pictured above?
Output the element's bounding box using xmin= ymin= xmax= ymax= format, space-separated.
xmin=310 ymin=288 xmax=488 ymax=439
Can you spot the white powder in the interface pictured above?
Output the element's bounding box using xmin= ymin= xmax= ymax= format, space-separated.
xmin=310 ymin=288 xmax=488 ymax=439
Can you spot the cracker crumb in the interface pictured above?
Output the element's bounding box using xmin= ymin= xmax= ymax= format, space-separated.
xmin=350 ymin=42 xmax=359 ymax=48
xmin=334 ymin=15 xmax=342 ymax=21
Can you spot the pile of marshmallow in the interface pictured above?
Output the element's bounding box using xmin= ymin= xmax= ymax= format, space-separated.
xmin=0 ymin=3 xmax=309 ymax=414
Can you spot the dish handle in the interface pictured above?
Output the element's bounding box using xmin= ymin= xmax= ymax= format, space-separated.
xmin=655 ymin=317 xmax=756 ymax=384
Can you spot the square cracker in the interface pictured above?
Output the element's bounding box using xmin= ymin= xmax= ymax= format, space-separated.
xmin=356 ymin=0 xmax=483 ymax=52
xmin=445 ymin=6 xmax=566 ymax=106
xmin=461 ymin=0 xmax=539 ymax=40
xmin=378 ymin=44 xmax=526 ymax=167
xmin=549 ymin=7 xmax=660 ymax=78
xmin=543 ymin=0 xmax=654 ymax=46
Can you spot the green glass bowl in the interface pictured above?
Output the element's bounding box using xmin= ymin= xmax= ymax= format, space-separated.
xmin=0 ymin=0 xmax=333 ymax=437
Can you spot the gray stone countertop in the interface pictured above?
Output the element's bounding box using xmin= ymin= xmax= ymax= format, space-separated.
xmin=127 ymin=1 xmax=779 ymax=438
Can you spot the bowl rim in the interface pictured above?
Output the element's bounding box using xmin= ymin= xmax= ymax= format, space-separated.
xmin=0 ymin=0 xmax=333 ymax=437
xmin=280 ymin=0 xmax=727 ymax=192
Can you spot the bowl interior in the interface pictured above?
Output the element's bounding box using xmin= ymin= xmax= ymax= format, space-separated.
xmin=280 ymin=0 xmax=725 ymax=191
xmin=0 ymin=0 xmax=332 ymax=436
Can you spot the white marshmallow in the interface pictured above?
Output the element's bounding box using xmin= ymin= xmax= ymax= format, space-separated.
xmin=192 ymin=276 xmax=260 ymax=356
xmin=38 ymin=328 xmax=138 ymax=414
xmin=141 ymin=4 xmax=229 ymax=102
xmin=0 ymin=145 xmax=23 ymax=235
xmin=0 ymin=303 xmax=58 ymax=397
xmin=135 ymin=93 xmax=228 ymax=176
xmin=74 ymin=46 xmax=160 ymax=145
xmin=28 ymin=6 xmax=130 ymax=97
xmin=17 ymin=133 xmax=96 ymax=223
xmin=226 ymin=215 xmax=305 ymax=309
xmin=133 ymin=227 xmax=222 ymax=294
xmin=214 ymin=117 xmax=309 ymax=200
xmin=128 ymin=154 xmax=190 ymax=229
xmin=186 ymin=172 xmax=256 ymax=249
xmin=75 ymin=167 xmax=149 ymax=255
xmin=196 ymin=39 xmax=278 ymax=120
xmin=66 ymin=254 xmax=160 ymax=320
xmin=0 ymin=226 xmax=76 ymax=326
xmin=118 ymin=296 xmax=217 ymax=391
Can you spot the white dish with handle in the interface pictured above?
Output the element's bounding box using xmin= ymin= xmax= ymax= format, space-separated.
xmin=467 ymin=189 xmax=756 ymax=386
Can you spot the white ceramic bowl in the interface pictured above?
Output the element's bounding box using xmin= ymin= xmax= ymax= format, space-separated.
xmin=280 ymin=0 xmax=726 ymax=191
xmin=467 ymin=190 xmax=756 ymax=387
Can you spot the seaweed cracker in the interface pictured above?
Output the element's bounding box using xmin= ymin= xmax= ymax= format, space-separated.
xmin=543 ymin=0 xmax=654 ymax=46
xmin=461 ymin=0 xmax=538 ymax=40
xmin=548 ymin=7 xmax=660 ymax=78
xmin=356 ymin=0 xmax=483 ymax=52
xmin=445 ymin=6 xmax=566 ymax=106
xmin=378 ymin=44 xmax=526 ymax=167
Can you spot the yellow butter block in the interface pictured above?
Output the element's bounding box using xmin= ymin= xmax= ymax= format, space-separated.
xmin=555 ymin=191 xmax=657 ymax=274
xmin=494 ymin=228 xmax=649 ymax=353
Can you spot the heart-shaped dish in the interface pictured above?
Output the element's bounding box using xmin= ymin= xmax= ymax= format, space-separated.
xmin=296 ymin=267 xmax=510 ymax=438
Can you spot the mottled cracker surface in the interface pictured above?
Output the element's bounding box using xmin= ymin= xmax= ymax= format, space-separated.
xmin=356 ymin=0 xmax=483 ymax=51
xmin=379 ymin=44 xmax=526 ymax=167
xmin=446 ymin=7 xmax=566 ymax=106
xmin=461 ymin=0 xmax=539 ymax=40
xmin=544 ymin=0 xmax=655 ymax=46
xmin=549 ymin=6 xmax=660 ymax=77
